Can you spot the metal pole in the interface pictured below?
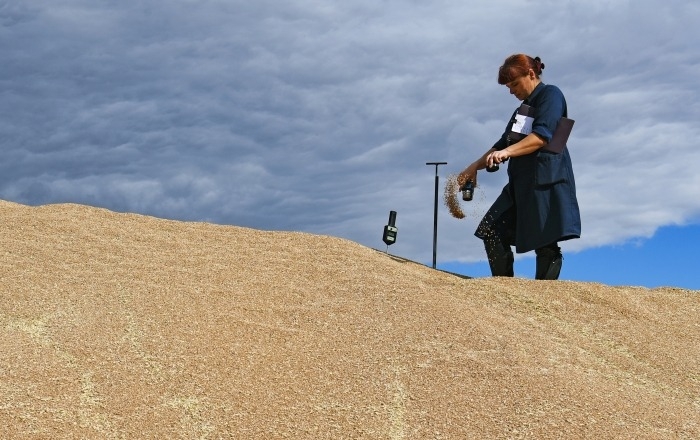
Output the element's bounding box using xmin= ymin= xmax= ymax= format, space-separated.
xmin=426 ymin=162 xmax=447 ymax=269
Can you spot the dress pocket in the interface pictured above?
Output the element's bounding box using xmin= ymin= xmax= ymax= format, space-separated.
xmin=535 ymin=152 xmax=567 ymax=187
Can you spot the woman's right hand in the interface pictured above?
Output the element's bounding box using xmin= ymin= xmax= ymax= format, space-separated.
xmin=457 ymin=163 xmax=478 ymax=189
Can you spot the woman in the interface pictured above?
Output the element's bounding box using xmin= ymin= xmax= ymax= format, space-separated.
xmin=458 ymin=54 xmax=581 ymax=280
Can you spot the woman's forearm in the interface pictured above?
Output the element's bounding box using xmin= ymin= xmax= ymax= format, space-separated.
xmin=504 ymin=133 xmax=546 ymax=157
xmin=486 ymin=133 xmax=546 ymax=168
xmin=473 ymin=148 xmax=497 ymax=170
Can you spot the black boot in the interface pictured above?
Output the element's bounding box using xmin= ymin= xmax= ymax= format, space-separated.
xmin=484 ymin=238 xmax=514 ymax=277
xmin=535 ymin=244 xmax=563 ymax=280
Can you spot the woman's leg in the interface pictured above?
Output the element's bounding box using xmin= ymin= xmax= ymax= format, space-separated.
xmin=484 ymin=236 xmax=514 ymax=277
xmin=475 ymin=188 xmax=516 ymax=277
xmin=535 ymin=243 xmax=563 ymax=280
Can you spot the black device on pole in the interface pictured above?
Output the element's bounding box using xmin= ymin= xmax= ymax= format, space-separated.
xmin=382 ymin=210 xmax=398 ymax=250
xmin=426 ymin=162 xmax=447 ymax=269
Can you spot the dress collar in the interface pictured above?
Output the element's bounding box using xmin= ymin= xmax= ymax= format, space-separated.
xmin=524 ymin=82 xmax=545 ymax=105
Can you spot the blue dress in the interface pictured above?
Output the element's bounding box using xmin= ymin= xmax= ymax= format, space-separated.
xmin=475 ymin=82 xmax=581 ymax=253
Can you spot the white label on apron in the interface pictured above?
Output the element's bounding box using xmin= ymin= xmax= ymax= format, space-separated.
xmin=511 ymin=114 xmax=533 ymax=136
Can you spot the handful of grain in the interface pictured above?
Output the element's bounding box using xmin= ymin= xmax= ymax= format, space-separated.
xmin=444 ymin=173 xmax=466 ymax=219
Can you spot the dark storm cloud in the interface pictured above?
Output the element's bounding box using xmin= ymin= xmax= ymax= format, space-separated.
xmin=2 ymin=0 xmax=699 ymax=264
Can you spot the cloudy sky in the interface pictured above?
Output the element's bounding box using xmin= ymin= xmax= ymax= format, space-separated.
xmin=2 ymin=0 xmax=699 ymax=288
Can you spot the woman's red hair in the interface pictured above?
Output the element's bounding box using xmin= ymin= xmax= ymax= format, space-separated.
xmin=497 ymin=54 xmax=545 ymax=84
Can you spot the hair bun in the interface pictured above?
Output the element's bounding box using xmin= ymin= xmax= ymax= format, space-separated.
xmin=534 ymin=56 xmax=545 ymax=72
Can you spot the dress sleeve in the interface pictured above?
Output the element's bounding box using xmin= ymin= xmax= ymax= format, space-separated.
xmin=491 ymin=132 xmax=508 ymax=151
xmin=531 ymin=85 xmax=567 ymax=143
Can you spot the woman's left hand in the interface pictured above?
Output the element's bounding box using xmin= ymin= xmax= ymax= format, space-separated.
xmin=486 ymin=149 xmax=511 ymax=169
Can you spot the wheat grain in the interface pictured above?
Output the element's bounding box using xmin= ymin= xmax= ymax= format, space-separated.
xmin=444 ymin=173 xmax=465 ymax=219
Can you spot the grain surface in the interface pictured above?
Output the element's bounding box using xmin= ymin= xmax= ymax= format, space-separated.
xmin=1 ymin=200 xmax=698 ymax=439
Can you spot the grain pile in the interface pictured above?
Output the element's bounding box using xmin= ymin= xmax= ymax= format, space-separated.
xmin=0 ymin=200 xmax=698 ymax=439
